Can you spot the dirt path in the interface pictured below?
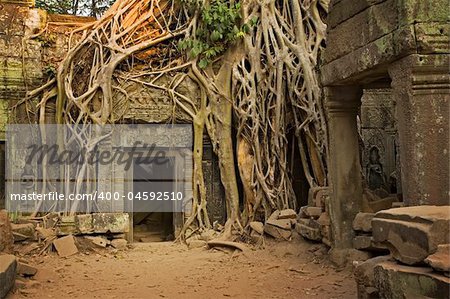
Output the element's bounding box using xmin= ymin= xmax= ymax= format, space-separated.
xmin=8 ymin=238 xmax=356 ymax=299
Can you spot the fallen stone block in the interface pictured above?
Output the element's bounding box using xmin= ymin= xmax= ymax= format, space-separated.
xmin=317 ymin=212 xmax=330 ymax=226
xmin=425 ymin=244 xmax=450 ymax=272
xmin=374 ymin=261 xmax=450 ymax=299
xmin=372 ymin=206 xmax=450 ymax=265
xmin=268 ymin=210 xmax=280 ymax=221
xmin=266 ymin=218 xmax=292 ymax=230
xmin=264 ymin=223 xmax=292 ymax=240
xmin=353 ymin=235 xmax=388 ymax=252
xmin=296 ymin=219 xmax=322 ymax=241
xmin=0 ymin=210 xmax=13 ymax=252
xmin=110 ymin=239 xmax=127 ymax=250
xmin=354 ymin=255 xmax=392 ymax=299
xmin=368 ymin=197 xmax=398 ymax=213
xmin=249 ymin=221 xmax=264 ymax=235
xmin=0 ymin=254 xmax=17 ymax=299
xmin=92 ymin=213 xmax=129 ymax=233
xmin=353 ymin=213 xmax=375 ymax=233
xmin=85 ymin=236 xmax=109 ymax=248
xmin=11 ymin=223 xmax=35 ymax=242
xmin=17 ymin=262 xmax=37 ymax=277
xmin=278 ymin=209 xmax=297 ymax=219
xmin=303 ymin=207 xmax=322 ymax=218
xmin=307 ymin=187 xmax=328 ymax=207
xmin=53 ymin=235 xmax=79 ymax=257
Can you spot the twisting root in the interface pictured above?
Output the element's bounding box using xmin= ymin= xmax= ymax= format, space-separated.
xmin=20 ymin=0 xmax=329 ymax=239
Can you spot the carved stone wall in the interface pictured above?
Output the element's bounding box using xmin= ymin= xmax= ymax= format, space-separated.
xmin=360 ymin=89 xmax=400 ymax=194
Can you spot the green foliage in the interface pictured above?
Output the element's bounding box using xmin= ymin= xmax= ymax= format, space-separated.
xmin=178 ymin=0 xmax=258 ymax=68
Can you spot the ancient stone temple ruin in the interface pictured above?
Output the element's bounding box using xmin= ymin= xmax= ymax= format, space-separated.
xmin=0 ymin=0 xmax=449 ymax=298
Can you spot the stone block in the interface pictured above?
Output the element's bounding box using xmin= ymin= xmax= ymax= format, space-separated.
xmin=353 ymin=235 xmax=388 ymax=252
xmin=266 ymin=218 xmax=292 ymax=230
xmin=75 ymin=214 xmax=93 ymax=234
xmin=0 ymin=210 xmax=13 ymax=252
xmin=11 ymin=223 xmax=35 ymax=241
xmin=17 ymin=262 xmax=37 ymax=277
xmin=110 ymin=239 xmax=128 ymax=250
xmin=317 ymin=212 xmax=330 ymax=226
xmin=354 ymin=255 xmax=392 ymax=299
xmin=268 ymin=210 xmax=280 ymax=221
xmin=425 ymin=244 xmax=450 ymax=272
xmin=303 ymin=206 xmax=322 ymax=218
xmin=0 ymin=254 xmax=17 ymax=299
xmin=85 ymin=236 xmax=109 ymax=248
xmin=264 ymin=224 xmax=292 ymax=240
xmin=92 ymin=213 xmax=129 ymax=233
xmin=314 ymin=189 xmax=330 ymax=208
xmin=372 ymin=206 xmax=450 ymax=265
xmin=296 ymin=219 xmax=322 ymax=241
xmin=53 ymin=235 xmax=78 ymax=257
xmin=353 ymin=213 xmax=375 ymax=232
xmin=56 ymin=216 xmax=77 ymax=236
xmin=368 ymin=197 xmax=398 ymax=213
xmin=374 ymin=261 xmax=450 ymax=299
xmin=249 ymin=221 xmax=264 ymax=235
xmin=278 ymin=209 xmax=296 ymax=219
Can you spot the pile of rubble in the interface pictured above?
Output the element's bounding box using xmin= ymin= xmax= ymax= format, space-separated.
xmin=248 ymin=209 xmax=297 ymax=242
xmin=353 ymin=206 xmax=450 ymax=298
xmin=0 ymin=209 xmax=131 ymax=298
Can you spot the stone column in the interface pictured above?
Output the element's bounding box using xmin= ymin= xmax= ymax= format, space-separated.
xmin=389 ymin=54 xmax=449 ymax=206
xmin=325 ymin=86 xmax=364 ymax=250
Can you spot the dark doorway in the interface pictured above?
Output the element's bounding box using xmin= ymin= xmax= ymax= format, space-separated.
xmin=132 ymin=155 xmax=175 ymax=242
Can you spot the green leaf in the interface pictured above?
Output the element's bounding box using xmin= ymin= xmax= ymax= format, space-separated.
xmin=198 ymin=58 xmax=209 ymax=69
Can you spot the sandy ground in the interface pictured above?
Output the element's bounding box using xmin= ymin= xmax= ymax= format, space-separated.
xmin=7 ymin=237 xmax=356 ymax=299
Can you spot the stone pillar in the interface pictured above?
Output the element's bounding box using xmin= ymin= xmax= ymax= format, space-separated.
xmin=325 ymin=86 xmax=364 ymax=250
xmin=389 ymin=54 xmax=449 ymax=206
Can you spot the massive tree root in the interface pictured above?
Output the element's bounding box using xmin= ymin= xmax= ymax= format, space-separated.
xmin=21 ymin=0 xmax=329 ymax=240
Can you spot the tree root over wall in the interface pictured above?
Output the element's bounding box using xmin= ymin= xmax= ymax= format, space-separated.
xmin=18 ymin=0 xmax=329 ymax=240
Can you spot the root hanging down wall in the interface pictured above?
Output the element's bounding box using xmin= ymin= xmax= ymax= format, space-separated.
xmin=17 ymin=0 xmax=330 ymax=240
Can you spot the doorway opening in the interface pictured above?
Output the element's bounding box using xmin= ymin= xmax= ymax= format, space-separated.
xmin=132 ymin=155 xmax=175 ymax=242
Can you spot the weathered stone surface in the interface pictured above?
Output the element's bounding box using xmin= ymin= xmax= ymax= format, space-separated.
xmin=354 ymin=255 xmax=392 ymax=299
xmin=278 ymin=209 xmax=296 ymax=220
xmin=249 ymin=221 xmax=264 ymax=235
xmin=53 ymin=235 xmax=79 ymax=257
xmin=0 ymin=210 xmax=13 ymax=252
xmin=374 ymin=261 xmax=450 ymax=299
xmin=0 ymin=254 xmax=17 ymax=299
xmin=110 ymin=239 xmax=128 ymax=250
xmin=85 ymin=236 xmax=109 ymax=248
xmin=353 ymin=213 xmax=375 ymax=232
xmin=317 ymin=213 xmax=330 ymax=226
xmin=56 ymin=216 xmax=77 ymax=236
xmin=368 ymin=197 xmax=398 ymax=213
xmin=425 ymin=244 xmax=450 ymax=272
xmin=268 ymin=210 xmax=280 ymax=221
xmin=266 ymin=219 xmax=292 ymax=230
xmin=92 ymin=213 xmax=129 ymax=234
xmin=353 ymin=235 xmax=388 ymax=252
xmin=303 ymin=207 xmax=322 ymax=218
xmin=75 ymin=214 xmax=93 ymax=234
xmin=11 ymin=223 xmax=35 ymax=241
xmin=329 ymin=248 xmax=372 ymax=267
xmin=264 ymin=224 xmax=292 ymax=240
xmin=17 ymin=262 xmax=37 ymax=277
xmin=296 ymin=219 xmax=322 ymax=241
xmin=372 ymin=206 xmax=450 ymax=265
